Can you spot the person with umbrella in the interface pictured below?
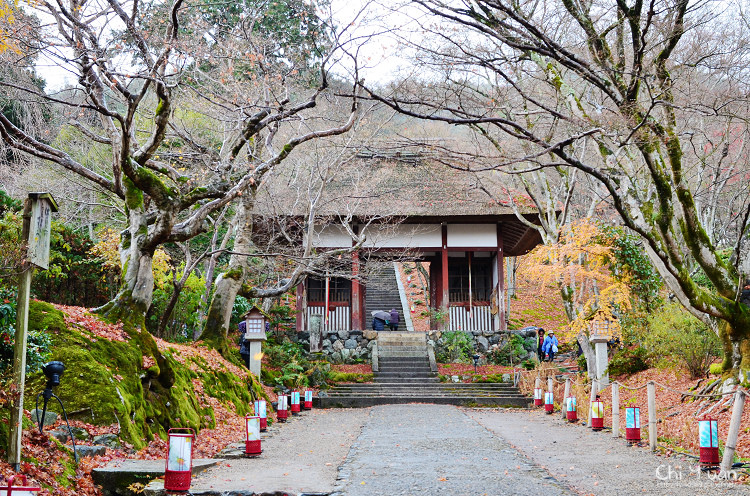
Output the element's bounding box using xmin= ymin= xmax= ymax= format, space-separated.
xmin=371 ymin=310 xmax=389 ymax=331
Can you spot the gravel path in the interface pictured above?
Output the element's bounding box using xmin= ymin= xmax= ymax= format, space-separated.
xmin=189 ymin=408 xmax=369 ymax=494
xmin=468 ymin=408 xmax=746 ymax=495
xmin=331 ymin=404 xmax=576 ymax=496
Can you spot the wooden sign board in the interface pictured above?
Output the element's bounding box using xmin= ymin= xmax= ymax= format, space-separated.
xmin=27 ymin=193 xmax=58 ymax=270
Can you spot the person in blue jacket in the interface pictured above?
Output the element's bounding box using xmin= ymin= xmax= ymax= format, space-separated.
xmin=542 ymin=330 xmax=559 ymax=362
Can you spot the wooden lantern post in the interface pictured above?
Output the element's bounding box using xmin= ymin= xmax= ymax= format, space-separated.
xmin=8 ymin=193 xmax=58 ymax=471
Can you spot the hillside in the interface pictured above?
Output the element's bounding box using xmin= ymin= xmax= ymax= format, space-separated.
xmin=0 ymin=302 xmax=272 ymax=495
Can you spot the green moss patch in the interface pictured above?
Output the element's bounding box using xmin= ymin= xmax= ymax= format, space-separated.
xmin=22 ymin=301 xmax=265 ymax=449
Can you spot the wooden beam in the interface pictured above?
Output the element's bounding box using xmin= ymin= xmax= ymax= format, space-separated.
xmin=441 ymin=224 xmax=449 ymax=331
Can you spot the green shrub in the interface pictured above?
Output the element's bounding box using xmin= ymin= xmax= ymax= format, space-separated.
xmin=522 ymin=359 xmax=536 ymax=370
xmin=0 ymin=289 xmax=52 ymax=375
xmin=436 ymin=330 xmax=474 ymax=363
xmin=328 ymin=371 xmax=374 ymax=383
xmin=487 ymin=335 xmax=527 ymax=365
xmin=643 ymin=302 xmax=722 ymax=379
xmin=307 ymin=362 xmax=331 ymax=388
xmin=709 ymin=363 xmax=723 ymax=376
xmin=606 ymin=346 xmax=650 ymax=376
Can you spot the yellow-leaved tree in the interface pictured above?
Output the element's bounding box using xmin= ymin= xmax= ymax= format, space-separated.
xmin=523 ymin=218 xmax=650 ymax=375
xmin=0 ymin=0 xmax=17 ymax=53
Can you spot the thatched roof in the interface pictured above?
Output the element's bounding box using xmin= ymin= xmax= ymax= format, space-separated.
xmin=255 ymin=155 xmax=543 ymax=256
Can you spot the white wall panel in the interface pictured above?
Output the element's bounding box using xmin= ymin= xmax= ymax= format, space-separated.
xmin=307 ymin=306 xmax=351 ymax=332
xmin=447 ymin=224 xmax=497 ymax=247
xmin=449 ymin=305 xmax=493 ymax=332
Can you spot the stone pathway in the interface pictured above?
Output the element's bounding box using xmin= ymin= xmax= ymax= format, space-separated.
xmin=331 ymin=404 xmax=575 ymax=496
xmin=143 ymin=404 xmax=747 ymax=495
xmin=186 ymin=408 xmax=369 ymax=494
xmin=469 ymin=408 xmax=745 ymax=496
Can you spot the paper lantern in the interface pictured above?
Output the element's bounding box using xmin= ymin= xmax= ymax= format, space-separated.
xmin=290 ymin=390 xmax=301 ymax=414
xmin=591 ymin=398 xmax=604 ymax=431
xmin=625 ymin=406 xmax=641 ymax=444
xmin=533 ymin=388 xmax=543 ymax=407
xmin=254 ymin=399 xmax=268 ymax=431
xmin=698 ymin=417 xmax=720 ymax=467
xmin=164 ymin=428 xmax=195 ymax=492
xmin=565 ymin=396 xmax=577 ymax=422
xmin=544 ymin=391 xmax=554 ymax=414
xmin=303 ymin=389 xmax=313 ymax=410
xmin=245 ymin=416 xmax=262 ymax=456
xmin=277 ymin=394 xmax=289 ymax=422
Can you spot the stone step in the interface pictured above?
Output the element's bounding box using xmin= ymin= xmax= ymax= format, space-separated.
xmin=93 ymin=459 xmax=221 ymax=496
xmin=318 ymin=395 xmax=531 ymax=408
xmin=373 ymin=377 xmax=441 ymax=384
xmin=375 ymin=372 xmax=436 ymax=379
xmin=380 ymin=363 xmax=432 ymax=373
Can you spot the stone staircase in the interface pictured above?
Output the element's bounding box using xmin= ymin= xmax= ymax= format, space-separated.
xmin=365 ymin=263 xmax=403 ymax=329
xmin=318 ymin=333 xmax=531 ymax=408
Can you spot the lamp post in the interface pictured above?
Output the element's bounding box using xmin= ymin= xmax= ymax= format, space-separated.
xmin=698 ymin=417 xmax=720 ymax=467
xmin=472 ymin=354 xmax=479 ymax=374
xmin=625 ymin=406 xmax=641 ymax=445
xmin=254 ymin=400 xmax=268 ymax=432
xmin=244 ymin=416 xmax=262 ymax=456
xmin=0 ymin=475 xmax=41 ymax=495
xmin=164 ymin=428 xmax=195 ymax=493
xmin=34 ymin=361 xmax=78 ymax=462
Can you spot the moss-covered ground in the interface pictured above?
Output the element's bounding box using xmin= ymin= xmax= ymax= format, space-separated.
xmin=22 ymin=301 xmax=269 ymax=450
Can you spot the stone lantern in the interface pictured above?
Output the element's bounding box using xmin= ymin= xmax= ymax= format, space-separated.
xmin=242 ymin=307 xmax=269 ymax=378
xmin=590 ymin=314 xmax=612 ymax=385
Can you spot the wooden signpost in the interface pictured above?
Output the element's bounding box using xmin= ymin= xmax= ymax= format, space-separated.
xmin=8 ymin=193 xmax=58 ymax=471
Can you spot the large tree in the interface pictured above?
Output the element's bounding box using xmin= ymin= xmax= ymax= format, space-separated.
xmin=364 ymin=0 xmax=750 ymax=381
xmin=0 ymin=0 xmax=360 ymax=330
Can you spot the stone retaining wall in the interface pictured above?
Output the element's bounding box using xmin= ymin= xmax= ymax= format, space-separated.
xmin=283 ymin=328 xmax=540 ymax=364
xmin=283 ymin=329 xmax=379 ymax=363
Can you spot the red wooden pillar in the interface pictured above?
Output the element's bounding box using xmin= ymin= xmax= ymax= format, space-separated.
xmin=496 ymin=223 xmax=506 ymax=331
xmin=441 ymin=224 xmax=449 ymax=331
xmin=296 ymin=279 xmax=306 ymax=332
xmin=351 ymin=250 xmax=362 ymax=330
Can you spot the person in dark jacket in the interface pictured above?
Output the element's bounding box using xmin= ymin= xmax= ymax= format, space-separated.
xmin=238 ymin=320 xmax=250 ymax=368
xmin=372 ymin=317 xmax=385 ymax=331
xmin=389 ymin=308 xmax=400 ymax=331
xmin=536 ymin=328 xmax=546 ymax=361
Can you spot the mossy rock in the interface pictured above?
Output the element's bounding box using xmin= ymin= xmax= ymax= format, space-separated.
xmin=23 ymin=301 xmax=267 ymax=450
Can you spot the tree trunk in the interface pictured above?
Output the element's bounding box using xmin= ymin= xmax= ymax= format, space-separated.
xmin=201 ymin=193 xmax=255 ymax=353
xmin=577 ymin=331 xmax=597 ymax=380
xmin=721 ymin=319 xmax=750 ymax=383
xmin=95 ymin=204 xmax=155 ymax=329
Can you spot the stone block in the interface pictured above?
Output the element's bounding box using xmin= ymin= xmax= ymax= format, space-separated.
xmin=322 ymin=339 xmax=332 ymax=349
xmin=93 ymin=433 xmax=122 ymax=449
xmin=344 ymin=338 xmax=358 ymax=349
xmin=30 ymin=409 xmax=58 ymax=427
xmin=363 ymin=330 xmax=378 ymax=340
xmin=337 ymin=330 xmax=350 ymax=340
xmin=476 ymin=336 xmax=489 ymax=352
xmin=330 ymin=352 xmax=343 ymax=363
xmin=71 ymin=444 xmax=106 ymax=457
xmin=333 ymin=340 xmax=344 ymax=352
